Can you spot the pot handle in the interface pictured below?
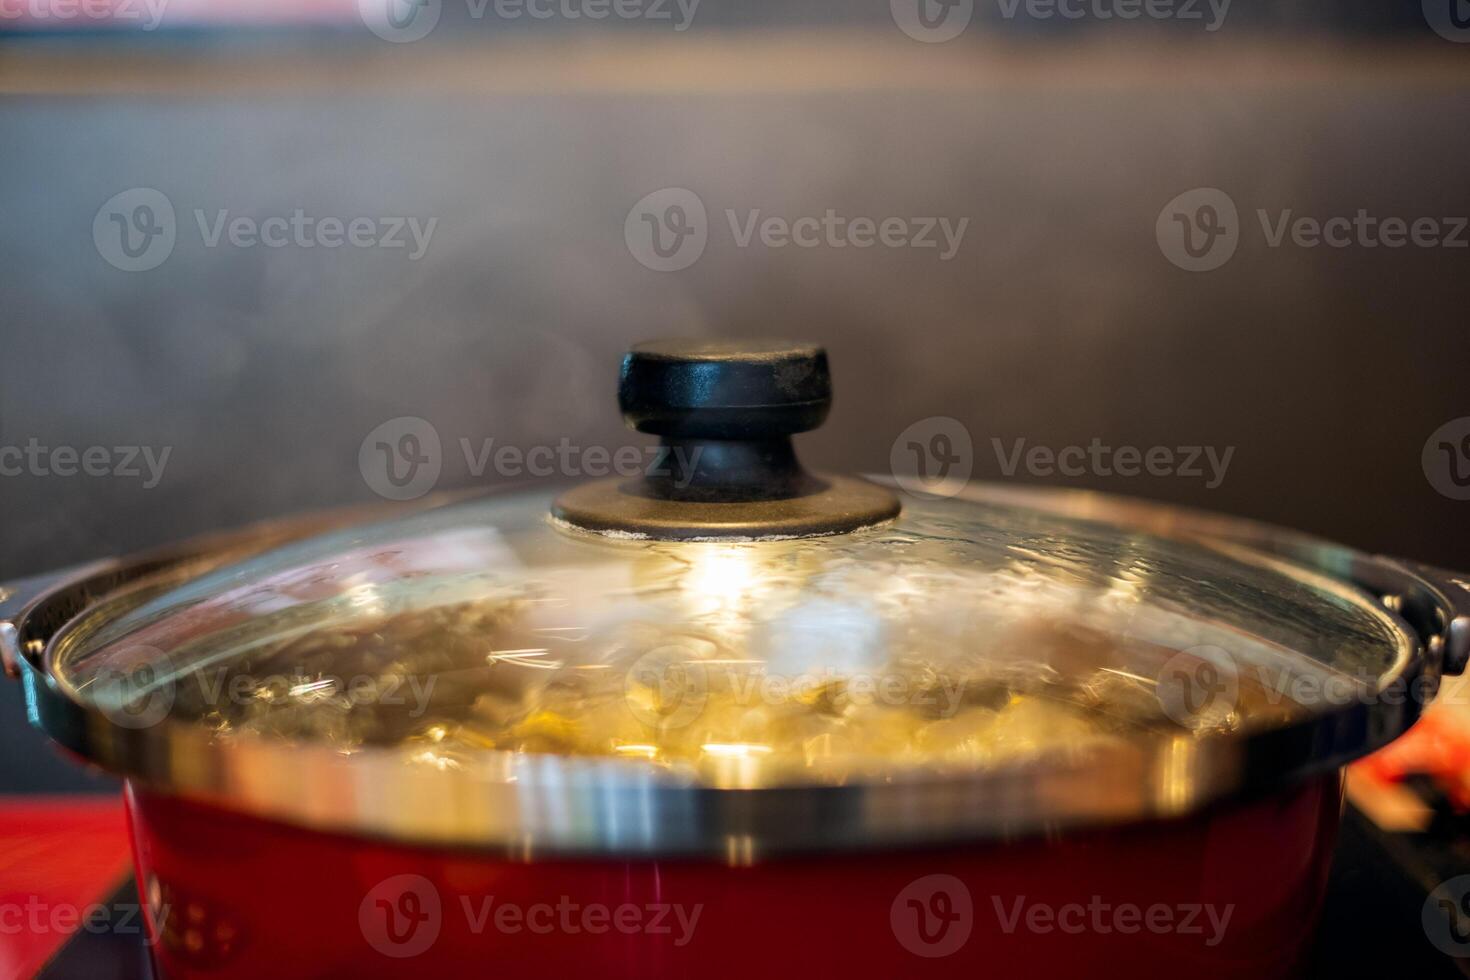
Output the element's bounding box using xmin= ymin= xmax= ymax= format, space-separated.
xmin=1362 ymin=559 xmax=1470 ymax=677
xmin=0 ymin=562 xmax=118 ymax=679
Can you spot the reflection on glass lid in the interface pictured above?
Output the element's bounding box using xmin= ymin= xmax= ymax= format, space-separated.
xmin=52 ymin=488 xmax=1409 ymax=786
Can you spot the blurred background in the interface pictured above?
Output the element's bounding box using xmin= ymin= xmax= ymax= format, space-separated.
xmin=1 ymin=2 xmax=1467 ymax=775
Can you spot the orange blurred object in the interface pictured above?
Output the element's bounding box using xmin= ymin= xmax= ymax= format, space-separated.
xmin=1350 ymin=675 xmax=1470 ymax=824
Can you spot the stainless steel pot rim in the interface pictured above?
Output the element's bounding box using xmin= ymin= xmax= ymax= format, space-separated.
xmin=5 ymin=482 xmax=1466 ymax=859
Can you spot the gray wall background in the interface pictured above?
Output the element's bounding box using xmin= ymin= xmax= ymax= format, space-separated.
xmin=2 ymin=14 xmax=1468 ymax=789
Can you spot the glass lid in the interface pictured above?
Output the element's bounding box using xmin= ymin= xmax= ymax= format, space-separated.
xmin=51 ymin=483 xmax=1410 ymax=788
xmin=19 ymin=340 xmax=1449 ymax=853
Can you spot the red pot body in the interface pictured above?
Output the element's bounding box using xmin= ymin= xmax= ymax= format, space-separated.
xmin=126 ymin=773 xmax=1341 ymax=980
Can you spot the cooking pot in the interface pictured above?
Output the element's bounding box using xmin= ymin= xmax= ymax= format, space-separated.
xmin=4 ymin=341 xmax=1467 ymax=979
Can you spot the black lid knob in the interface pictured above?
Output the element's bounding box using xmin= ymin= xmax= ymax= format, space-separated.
xmin=618 ymin=339 xmax=831 ymax=440
xmin=553 ymin=338 xmax=897 ymax=539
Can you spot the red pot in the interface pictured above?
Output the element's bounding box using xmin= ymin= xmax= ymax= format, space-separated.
xmin=124 ymin=774 xmax=1342 ymax=980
